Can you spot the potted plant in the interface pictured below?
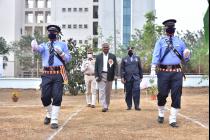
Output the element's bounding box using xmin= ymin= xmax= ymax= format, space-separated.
xmin=147 ymin=79 xmax=157 ymax=100
xmin=11 ymin=92 xmax=19 ymax=102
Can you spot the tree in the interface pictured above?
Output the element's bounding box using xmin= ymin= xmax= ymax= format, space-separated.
xmin=65 ymin=38 xmax=88 ymax=95
xmin=129 ymin=11 xmax=162 ymax=73
xmin=0 ymin=37 xmax=9 ymax=55
xmin=11 ymin=32 xmax=47 ymax=76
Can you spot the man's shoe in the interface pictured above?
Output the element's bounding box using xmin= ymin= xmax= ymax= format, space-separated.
xmin=135 ymin=107 xmax=141 ymax=111
xmin=51 ymin=123 xmax=59 ymax=129
xmin=102 ymin=108 xmax=108 ymax=112
xmin=44 ymin=117 xmax=51 ymax=125
xmin=87 ymin=104 xmax=91 ymax=107
xmin=157 ymin=116 xmax=164 ymax=123
xmin=170 ymin=122 xmax=179 ymax=128
xmin=91 ymin=105 xmax=95 ymax=108
xmin=127 ymin=107 xmax=131 ymax=110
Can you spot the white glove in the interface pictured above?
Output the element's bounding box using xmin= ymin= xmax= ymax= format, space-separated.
xmin=150 ymin=65 xmax=156 ymax=78
xmin=31 ymin=39 xmax=38 ymax=51
xmin=183 ymin=49 xmax=190 ymax=58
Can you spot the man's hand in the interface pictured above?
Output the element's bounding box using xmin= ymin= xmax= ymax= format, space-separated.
xmin=183 ymin=49 xmax=190 ymax=58
xmin=31 ymin=39 xmax=38 ymax=51
xmin=55 ymin=48 xmax=65 ymax=57
xmin=150 ymin=65 xmax=156 ymax=78
xmin=121 ymin=78 xmax=126 ymax=84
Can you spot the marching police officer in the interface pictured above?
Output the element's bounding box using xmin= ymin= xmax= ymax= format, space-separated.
xmin=81 ymin=48 xmax=97 ymax=108
xmin=120 ymin=47 xmax=143 ymax=111
xmin=31 ymin=25 xmax=71 ymax=129
xmin=150 ymin=19 xmax=191 ymax=127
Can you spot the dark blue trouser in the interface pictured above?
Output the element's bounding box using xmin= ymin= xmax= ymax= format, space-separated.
xmin=125 ymin=77 xmax=141 ymax=108
xmin=157 ymin=71 xmax=183 ymax=109
xmin=41 ymin=74 xmax=64 ymax=106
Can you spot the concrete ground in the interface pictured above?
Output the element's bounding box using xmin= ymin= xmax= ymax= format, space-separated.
xmin=0 ymin=87 xmax=209 ymax=140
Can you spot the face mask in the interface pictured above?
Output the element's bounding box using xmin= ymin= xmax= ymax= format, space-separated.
xmin=166 ymin=27 xmax=175 ymax=34
xmin=87 ymin=54 xmax=93 ymax=58
xmin=128 ymin=50 xmax=133 ymax=57
xmin=48 ymin=33 xmax=57 ymax=40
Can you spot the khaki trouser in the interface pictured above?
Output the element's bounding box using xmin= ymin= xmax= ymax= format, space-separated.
xmin=84 ymin=75 xmax=96 ymax=105
xmin=97 ymin=73 xmax=113 ymax=109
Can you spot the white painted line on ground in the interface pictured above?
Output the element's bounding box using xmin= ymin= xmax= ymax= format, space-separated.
xmin=47 ymin=106 xmax=85 ymax=140
xmin=147 ymin=99 xmax=209 ymax=129
xmin=0 ymin=104 xmax=77 ymax=108
xmin=165 ymin=107 xmax=209 ymax=129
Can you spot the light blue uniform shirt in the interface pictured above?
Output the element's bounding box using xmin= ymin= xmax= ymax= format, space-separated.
xmin=36 ymin=41 xmax=71 ymax=67
xmin=151 ymin=36 xmax=190 ymax=65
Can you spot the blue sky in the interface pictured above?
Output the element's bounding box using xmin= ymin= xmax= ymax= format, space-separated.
xmin=155 ymin=0 xmax=208 ymax=32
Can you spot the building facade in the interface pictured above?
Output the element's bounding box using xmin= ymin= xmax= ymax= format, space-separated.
xmin=0 ymin=0 xmax=154 ymax=77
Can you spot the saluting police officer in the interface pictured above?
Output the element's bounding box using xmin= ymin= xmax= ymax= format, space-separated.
xmin=150 ymin=19 xmax=191 ymax=127
xmin=31 ymin=25 xmax=71 ymax=129
xmin=120 ymin=47 xmax=143 ymax=111
xmin=81 ymin=48 xmax=97 ymax=108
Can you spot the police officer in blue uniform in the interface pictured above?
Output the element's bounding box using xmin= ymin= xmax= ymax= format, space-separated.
xmin=31 ymin=25 xmax=71 ymax=129
xmin=121 ymin=47 xmax=143 ymax=111
xmin=150 ymin=19 xmax=191 ymax=127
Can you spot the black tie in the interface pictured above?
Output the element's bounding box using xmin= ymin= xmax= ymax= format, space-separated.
xmin=48 ymin=41 xmax=54 ymax=66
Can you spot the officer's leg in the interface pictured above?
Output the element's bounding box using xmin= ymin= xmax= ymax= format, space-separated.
xmin=91 ymin=76 xmax=96 ymax=107
xmin=157 ymin=72 xmax=171 ymax=123
xmin=84 ymin=75 xmax=91 ymax=106
xmin=125 ymin=79 xmax=133 ymax=109
xmin=41 ymin=75 xmax=53 ymax=125
xmin=132 ymin=79 xmax=141 ymax=110
xmin=51 ymin=74 xmax=64 ymax=129
xmin=169 ymin=72 xmax=183 ymax=127
xmin=105 ymin=81 xmax=113 ymax=109
xmin=98 ymin=73 xmax=107 ymax=111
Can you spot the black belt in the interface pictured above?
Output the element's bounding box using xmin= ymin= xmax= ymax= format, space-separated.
xmin=85 ymin=74 xmax=95 ymax=76
xmin=44 ymin=66 xmax=61 ymax=71
xmin=159 ymin=64 xmax=180 ymax=69
xmin=102 ymin=71 xmax=108 ymax=73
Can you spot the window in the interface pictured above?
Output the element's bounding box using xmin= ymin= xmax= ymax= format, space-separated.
xmin=84 ymin=24 xmax=88 ymax=29
xmin=93 ymin=22 xmax=98 ymax=35
xmin=62 ymin=8 xmax=66 ymax=12
xmin=46 ymin=0 xmax=51 ymax=8
xmin=79 ymin=24 xmax=83 ymax=29
xmin=73 ymin=24 xmax=77 ymax=29
xmin=93 ymin=0 xmax=98 ymax=2
xmin=68 ymin=8 xmax=71 ymax=12
xmin=73 ymin=8 xmax=77 ymax=12
xmin=84 ymin=8 xmax=88 ymax=12
xmin=68 ymin=24 xmax=71 ymax=28
xmin=37 ymin=0 xmax=44 ymax=8
xmin=62 ymin=24 xmax=66 ymax=28
xmin=79 ymin=8 xmax=83 ymax=12
xmin=85 ymin=40 xmax=88 ymax=44
xmin=79 ymin=40 xmax=83 ymax=44
xmin=37 ymin=13 xmax=44 ymax=23
xmin=93 ymin=6 xmax=98 ymax=18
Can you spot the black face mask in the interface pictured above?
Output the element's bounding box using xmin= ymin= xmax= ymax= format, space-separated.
xmin=48 ymin=33 xmax=57 ymax=40
xmin=128 ymin=50 xmax=133 ymax=57
xmin=166 ymin=27 xmax=175 ymax=34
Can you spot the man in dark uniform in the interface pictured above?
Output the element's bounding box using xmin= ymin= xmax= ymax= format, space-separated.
xmin=31 ymin=25 xmax=71 ymax=129
xmin=120 ymin=47 xmax=143 ymax=111
xmin=150 ymin=19 xmax=191 ymax=127
xmin=95 ymin=43 xmax=118 ymax=112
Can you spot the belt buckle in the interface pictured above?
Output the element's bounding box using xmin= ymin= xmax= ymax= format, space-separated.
xmin=167 ymin=65 xmax=172 ymax=69
xmin=49 ymin=67 xmax=54 ymax=71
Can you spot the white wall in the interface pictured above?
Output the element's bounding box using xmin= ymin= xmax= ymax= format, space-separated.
xmin=51 ymin=0 xmax=94 ymax=42
xmin=0 ymin=56 xmax=3 ymax=77
xmin=0 ymin=75 xmax=208 ymax=89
